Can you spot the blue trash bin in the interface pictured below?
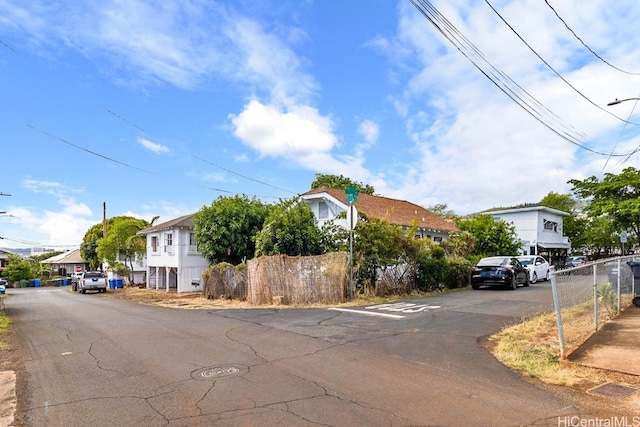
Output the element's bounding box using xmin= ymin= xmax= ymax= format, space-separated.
xmin=34 ymin=279 xmax=41 ymax=288
xmin=62 ymin=278 xmax=68 ymax=286
xmin=108 ymin=279 xmax=115 ymax=289
xmin=115 ymin=279 xmax=123 ymax=289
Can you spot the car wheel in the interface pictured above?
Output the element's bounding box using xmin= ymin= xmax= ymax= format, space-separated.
xmin=509 ymin=275 xmax=517 ymax=290
xmin=81 ymin=288 xmax=85 ymax=294
xmin=544 ymin=270 xmax=550 ymax=281
xmin=523 ymin=274 xmax=530 ymax=287
xmin=472 ymin=284 xmax=480 ymax=290
xmin=531 ymin=272 xmax=538 ymax=284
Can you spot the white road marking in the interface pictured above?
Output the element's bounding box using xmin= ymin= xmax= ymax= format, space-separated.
xmin=328 ymin=308 xmax=405 ymax=319
xmin=365 ymin=302 xmax=441 ymax=313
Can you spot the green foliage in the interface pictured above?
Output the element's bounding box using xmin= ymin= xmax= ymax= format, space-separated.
xmin=97 ymin=216 xmax=150 ymax=283
xmin=428 ymin=203 xmax=459 ymax=221
xmin=254 ymin=199 xmax=323 ymax=257
xmin=596 ymin=283 xmax=618 ymax=317
xmin=440 ymin=231 xmax=475 ymax=258
xmin=352 ymin=216 xmax=418 ymax=291
xmin=569 ymin=167 xmax=640 ymax=247
xmin=443 ymin=257 xmax=472 ymax=289
xmin=415 ymin=252 xmax=447 ymax=291
xmin=310 ymin=173 xmax=375 ymax=195
xmin=194 ymin=195 xmax=270 ymax=265
xmin=455 ymin=214 xmax=521 ymax=257
xmin=3 ymin=254 xmax=36 ymax=281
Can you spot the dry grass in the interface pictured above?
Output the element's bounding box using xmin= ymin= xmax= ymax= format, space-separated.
xmin=488 ymin=307 xmax=640 ymax=415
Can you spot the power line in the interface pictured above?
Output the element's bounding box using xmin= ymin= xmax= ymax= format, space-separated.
xmin=193 ymin=155 xmax=298 ymax=195
xmin=544 ymin=0 xmax=640 ymax=76
xmin=27 ymin=124 xmax=154 ymax=174
xmin=409 ymin=0 xmax=640 ymax=158
xmin=484 ymin=0 xmax=640 ymax=127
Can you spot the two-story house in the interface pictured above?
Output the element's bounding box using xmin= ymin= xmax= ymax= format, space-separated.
xmin=300 ymin=186 xmax=460 ymax=241
xmin=137 ymin=214 xmax=209 ymax=293
xmin=488 ymin=206 xmax=570 ymax=260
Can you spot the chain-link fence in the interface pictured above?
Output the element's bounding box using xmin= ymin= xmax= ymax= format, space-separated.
xmin=550 ymin=256 xmax=637 ymax=357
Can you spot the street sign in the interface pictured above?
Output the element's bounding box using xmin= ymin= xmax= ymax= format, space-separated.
xmin=345 ymin=187 xmax=359 ymax=203
xmin=620 ymin=232 xmax=628 ymax=243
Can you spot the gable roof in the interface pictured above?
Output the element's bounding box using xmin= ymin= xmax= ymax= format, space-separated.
xmin=302 ymin=186 xmax=459 ymax=233
xmin=138 ymin=213 xmax=195 ymax=235
xmin=41 ymin=249 xmax=87 ymax=264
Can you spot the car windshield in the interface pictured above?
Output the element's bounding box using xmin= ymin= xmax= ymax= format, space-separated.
xmin=517 ymin=257 xmax=534 ymax=266
xmin=476 ymin=257 xmax=509 ymax=267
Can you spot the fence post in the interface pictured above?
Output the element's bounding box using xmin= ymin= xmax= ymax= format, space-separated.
xmin=550 ymin=274 xmax=565 ymax=358
xmin=593 ymin=264 xmax=598 ymax=331
xmin=617 ymin=258 xmax=621 ymax=314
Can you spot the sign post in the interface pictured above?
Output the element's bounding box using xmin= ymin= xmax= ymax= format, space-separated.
xmin=620 ymin=232 xmax=628 ymax=256
xmin=345 ymin=187 xmax=359 ymax=301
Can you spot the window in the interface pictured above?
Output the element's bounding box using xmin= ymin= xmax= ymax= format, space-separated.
xmin=151 ymin=236 xmax=158 ymax=253
xmin=543 ymin=219 xmax=558 ymax=232
xmin=189 ymin=232 xmax=198 ymax=252
xmin=318 ymin=201 xmax=328 ymax=219
xmin=164 ymin=233 xmax=173 ymax=253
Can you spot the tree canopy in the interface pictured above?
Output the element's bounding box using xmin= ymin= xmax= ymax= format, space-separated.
xmin=194 ymin=195 xmax=270 ymax=264
xmin=455 ymin=214 xmax=521 ymax=258
xmin=254 ymin=199 xmax=323 ymax=257
xmin=3 ymin=254 xmax=36 ymax=282
xmin=569 ymin=167 xmax=640 ymax=246
xmin=97 ymin=216 xmax=153 ymax=283
xmin=310 ymin=174 xmax=375 ymax=195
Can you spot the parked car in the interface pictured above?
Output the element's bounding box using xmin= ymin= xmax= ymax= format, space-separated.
xmin=516 ymin=255 xmax=550 ymax=284
xmin=564 ymin=256 xmax=588 ymax=268
xmin=0 ymin=278 xmax=7 ymax=294
xmin=471 ymin=256 xmax=529 ymax=290
xmin=77 ymin=271 xmax=107 ymax=294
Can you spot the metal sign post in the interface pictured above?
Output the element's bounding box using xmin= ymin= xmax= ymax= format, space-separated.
xmin=345 ymin=187 xmax=359 ymax=301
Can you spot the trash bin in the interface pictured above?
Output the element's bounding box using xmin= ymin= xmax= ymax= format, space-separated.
xmin=20 ymin=279 xmax=28 ymax=288
xmin=62 ymin=278 xmax=68 ymax=286
xmin=115 ymin=279 xmax=123 ymax=289
xmin=108 ymin=279 xmax=115 ymax=289
xmin=627 ymin=261 xmax=640 ymax=279
xmin=33 ymin=279 xmax=41 ymax=288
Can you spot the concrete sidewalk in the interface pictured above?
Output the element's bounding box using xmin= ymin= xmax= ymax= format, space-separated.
xmin=567 ymin=305 xmax=640 ymax=375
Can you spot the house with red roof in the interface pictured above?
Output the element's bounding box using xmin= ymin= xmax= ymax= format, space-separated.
xmin=300 ymin=186 xmax=459 ymax=241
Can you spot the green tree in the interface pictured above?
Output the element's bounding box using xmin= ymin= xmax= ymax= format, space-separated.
xmin=80 ymin=222 xmax=106 ymax=270
xmin=3 ymin=254 xmax=36 ymax=282
xmin=455 ymin=214 xmax=521 ymax=258
xmin=310 ymin=174 xmax=375 ymax=195
xmin=194 ymin=195 xmax=270 ymax=264
xmin=254 ymin=199 xmax=322 ymax=257
xmin=569 ymin=167 xmax=640 ymax=244
xmin=352 ymin=215 xmax=419 ymax=291
xmin=428 ymin=203 xmax=459 ymax=221
xmin=97 ymin=216 xmax=152 ymax=284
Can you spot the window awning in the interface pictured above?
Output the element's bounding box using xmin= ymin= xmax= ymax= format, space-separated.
xmin=537 ymin=242 xmax=570 ymax=249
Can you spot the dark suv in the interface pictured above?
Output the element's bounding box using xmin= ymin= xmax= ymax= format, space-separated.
xmin=77 ymin=271 xmax=107 ymax=294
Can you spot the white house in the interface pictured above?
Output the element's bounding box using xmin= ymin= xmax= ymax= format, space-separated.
xmin=137 ymin=214 xmax=209 ymax=293
xmin=488 ymin=206 xmax=570 ymax=258
xmin=300 ymin=186 xmax=460 ymax=241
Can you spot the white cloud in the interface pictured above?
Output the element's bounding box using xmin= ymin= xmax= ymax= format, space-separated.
xmin=230 ymin=100 xmax=337 ymax=157
xmin=138 ymin=137 xmax=170 ymax=154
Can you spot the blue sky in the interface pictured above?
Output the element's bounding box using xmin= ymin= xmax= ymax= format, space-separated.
xmin=2 ymin=0 xmax=640 ymax=250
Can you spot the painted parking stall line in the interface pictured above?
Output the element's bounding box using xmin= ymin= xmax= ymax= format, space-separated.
xmin=329 ymin=308 xmax=406 ymax=319
xmin=366 ymin=302 xmax=441 ymax=314
xmin=330 ymin=302 xmax=441 ymax=319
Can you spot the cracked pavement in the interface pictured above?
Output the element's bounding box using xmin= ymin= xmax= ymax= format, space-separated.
xmin=4 ymin=286 xmax=606 ymax=426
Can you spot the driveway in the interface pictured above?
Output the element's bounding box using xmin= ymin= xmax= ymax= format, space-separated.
xmin=2 ymin=285 xmax=610 ymax=426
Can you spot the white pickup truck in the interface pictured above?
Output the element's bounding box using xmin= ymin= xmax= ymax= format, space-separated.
xmin=77 ymin=271 xmax=107 ymax=294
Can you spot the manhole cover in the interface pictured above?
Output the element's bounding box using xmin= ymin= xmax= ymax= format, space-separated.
xmin=587 ymin=382 xmax=637 ymax=399
xmin=191 ymin=364 xmax=248 ymax=381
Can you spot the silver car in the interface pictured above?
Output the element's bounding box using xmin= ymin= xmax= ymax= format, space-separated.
xmin=516 ymin=255 xmax=550 ymax=284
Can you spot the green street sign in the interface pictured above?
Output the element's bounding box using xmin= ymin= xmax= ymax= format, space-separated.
xmin=345 ymin=186 xmax=359 ymax=195
xmin=346 ymin=194 xmax=357 ymax=203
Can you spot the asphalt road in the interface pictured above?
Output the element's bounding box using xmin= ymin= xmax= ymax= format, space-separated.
xmin=5 ymin=283 xmax=600 ymax=426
